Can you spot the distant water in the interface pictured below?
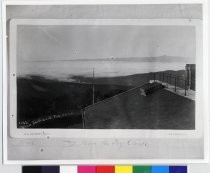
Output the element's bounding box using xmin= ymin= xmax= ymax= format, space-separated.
xmin=18 ymin=60 xmax=187 ymax=81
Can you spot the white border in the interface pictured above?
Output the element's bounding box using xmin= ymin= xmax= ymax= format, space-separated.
xmin=1 ymin=0 xmax=209 ymax=5
xmin=2 ymin=0 xmax=209 ymax=164
xmin=9 ymin=18 xmax=202 ymax=139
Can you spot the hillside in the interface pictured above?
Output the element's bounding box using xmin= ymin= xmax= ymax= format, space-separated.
xmin=17 ymin=69 xmax=187 ymax=128
xmin=85 ymin=87 xmax=195 ymax=129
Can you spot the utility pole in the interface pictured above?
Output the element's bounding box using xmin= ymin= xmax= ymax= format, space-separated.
xmin=92 ymin=68 xmax=95 ymax=104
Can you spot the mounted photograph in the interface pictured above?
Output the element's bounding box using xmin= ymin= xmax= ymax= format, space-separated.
xmin=13 ymin=20 xmax=196 ymax=130
xmin=3 ymin=2 xmax=208 ymax=163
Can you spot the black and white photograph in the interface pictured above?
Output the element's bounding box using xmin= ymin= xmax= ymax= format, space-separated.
xmin=3 ymin=2 xmax=208 ymax=163
xmin=15 ymin=21 xmax=196 ymax=130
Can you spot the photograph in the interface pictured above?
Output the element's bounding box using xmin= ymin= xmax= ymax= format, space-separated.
xmin=16 ymin=23 xmax=196 ymax=130
xmin=3 ymin=2 xmax=207 ymax=163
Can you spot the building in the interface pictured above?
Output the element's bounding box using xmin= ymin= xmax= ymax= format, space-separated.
xmin=185 ymin=64 xmax=196 ymax=91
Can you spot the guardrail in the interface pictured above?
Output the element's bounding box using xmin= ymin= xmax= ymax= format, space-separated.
xmin=152 ymin=72 xmax=195 ymax=96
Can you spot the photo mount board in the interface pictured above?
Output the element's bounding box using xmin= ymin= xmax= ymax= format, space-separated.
xmin=2 ymin=0 xmax=209 ymax=164
xmin=9 ymin=18 xmax=203 ymax=139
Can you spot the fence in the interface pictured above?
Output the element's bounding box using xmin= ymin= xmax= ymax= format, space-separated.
xmin=152 ymin=72 xmax=189 ymax=96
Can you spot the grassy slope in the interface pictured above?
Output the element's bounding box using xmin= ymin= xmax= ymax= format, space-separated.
xmin=17 ymin=76 xmax=130 ymax=127
xmin=17 ymin=70 xmax=186 ymax=128
xmin=85 ymin=88 xmax=195 ymax=129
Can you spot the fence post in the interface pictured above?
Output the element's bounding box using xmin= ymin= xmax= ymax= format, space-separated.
xmin=185 ymin=80 xmax=187 ymax=96
xmin=177 ymin=78 xmax=178 ymax=88
xmin=175 ymin=78 xmax=177 ymax=92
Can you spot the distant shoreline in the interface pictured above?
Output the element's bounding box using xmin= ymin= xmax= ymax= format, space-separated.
xmin=17 ymin=69 xmax=186 ymax=84
xmin=19 ymin=55 xmax=195 ymax=63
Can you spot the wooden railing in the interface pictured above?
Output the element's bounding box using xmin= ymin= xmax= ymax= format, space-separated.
xmin=152 ymin=72 xmax=189 ymax=96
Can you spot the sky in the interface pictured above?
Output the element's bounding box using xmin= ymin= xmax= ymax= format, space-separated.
xmin=17 ymin=25 xmax=196 ymax=62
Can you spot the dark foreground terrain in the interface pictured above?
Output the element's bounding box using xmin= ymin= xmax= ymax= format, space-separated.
xmin=17 ymin=76 xmax=132 ymax=128
xmin=17 ymin=70 xmax=189 ymax=129
xmin=85 ymin=87 xmax=195 ymax=129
